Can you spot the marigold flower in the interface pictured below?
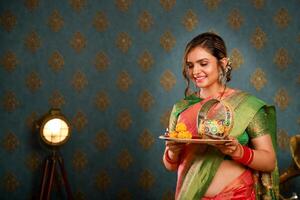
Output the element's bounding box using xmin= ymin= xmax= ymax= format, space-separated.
xmin=175 ymin=122 xmax=187 ymax=132
xmin=177 ymin=131 xmax=192 ymax=139
xmin=169 ymin=131 xmax=178 ymax=138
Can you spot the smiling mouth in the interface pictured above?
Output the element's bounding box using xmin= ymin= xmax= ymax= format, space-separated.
xmin=194 ymin=76 xmax=206 ymax=83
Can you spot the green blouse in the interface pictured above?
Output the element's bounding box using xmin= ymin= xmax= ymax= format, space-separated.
xmin=237 ymin=107 xmax=269 ymax=145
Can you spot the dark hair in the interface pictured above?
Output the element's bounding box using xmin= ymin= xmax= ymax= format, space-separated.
xmin=182 ymin=32 xmax=232 ymax=96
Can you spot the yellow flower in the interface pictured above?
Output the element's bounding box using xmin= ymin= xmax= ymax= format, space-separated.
xmin=175 ymin=122 xmax=187 ymax=132
xmin=177 ymin=131 xmax=192 ymax=139
xmin=169 ymin=131 xmax=178 ymax=138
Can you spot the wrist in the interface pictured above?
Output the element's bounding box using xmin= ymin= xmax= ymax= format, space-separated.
xmin=231 ymin=143 xmax=243 ymax=159
xmin=232 ymin=145 xmax=254 ymax=166
xmin=165 ymin=149 xmax=179 ymax=164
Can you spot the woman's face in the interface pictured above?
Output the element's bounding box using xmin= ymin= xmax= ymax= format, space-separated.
xmin=186 ymin=46 xmax=221 ymax=90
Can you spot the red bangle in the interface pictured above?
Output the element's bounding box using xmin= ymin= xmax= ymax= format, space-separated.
xmin=165 ymin=150 xmax=178 ymax=164
xmin=232 ymin=145 xmax=254 ymax=166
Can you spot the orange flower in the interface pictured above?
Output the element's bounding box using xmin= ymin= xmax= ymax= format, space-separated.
xmin=175 ymin=122 xmax=187 ymax=132
xmin=169 ymin=131 xmax=178 ymax=138
xmin=178 ymin=131 xmax=192 ymax=139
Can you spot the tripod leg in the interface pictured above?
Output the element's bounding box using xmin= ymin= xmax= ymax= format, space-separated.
xmin=58 ymin=157 xmax=74 ymax=200
xmin=45 ymin=158 xmax=56 ymax=200
xmin=40 ymin=158 xmax=50 ymax=200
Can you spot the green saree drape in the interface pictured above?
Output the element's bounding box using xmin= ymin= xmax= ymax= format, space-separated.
xmin=168 ymin=91 xmax=279 ymax=200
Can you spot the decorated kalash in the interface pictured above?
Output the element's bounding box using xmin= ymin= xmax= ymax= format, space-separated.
xmin=164 ymin=99 xmax=233 ymax=140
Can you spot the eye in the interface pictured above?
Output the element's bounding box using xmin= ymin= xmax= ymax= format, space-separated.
xmin=200 ymin=62 xmax=208 ymax=67
xmin=186 ymin=62 xmax=193 ymax=69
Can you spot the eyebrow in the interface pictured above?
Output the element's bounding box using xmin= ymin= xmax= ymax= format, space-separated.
xmin=186 ymin=58 xmax=209 ymax=63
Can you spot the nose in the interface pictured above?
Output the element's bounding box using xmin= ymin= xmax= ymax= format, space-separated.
xmin=192 ymin=64 xmax=201 ymax=75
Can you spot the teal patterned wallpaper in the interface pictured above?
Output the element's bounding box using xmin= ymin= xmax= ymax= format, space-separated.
xmin=0 ymin=0 xmax=299 ymax=199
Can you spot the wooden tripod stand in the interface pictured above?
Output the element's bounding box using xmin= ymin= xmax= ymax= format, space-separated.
xmin=39 ymin=150 xmax=73 ymax=200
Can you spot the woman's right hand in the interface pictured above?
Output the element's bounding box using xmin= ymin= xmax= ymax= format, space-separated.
xmin=163 ymin=141 xmax=185 ymax=170
xmin=165 ymin=141 xmax=185 ymax=160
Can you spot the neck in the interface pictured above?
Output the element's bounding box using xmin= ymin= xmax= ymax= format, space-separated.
xmin=199 ymin=84 xmax=226 ymax=99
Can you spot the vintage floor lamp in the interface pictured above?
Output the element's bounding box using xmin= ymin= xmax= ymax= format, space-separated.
xmin=280 ymin=135 xmax=300 ymax=200
xmin=37 ymin=109 xmax=73 ymax=200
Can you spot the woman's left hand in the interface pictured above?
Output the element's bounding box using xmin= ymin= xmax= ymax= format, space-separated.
xmin=214 ymin=136 xmax=242 ymax=158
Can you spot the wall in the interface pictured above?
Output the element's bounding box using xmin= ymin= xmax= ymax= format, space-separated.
xmin=0 ymin=0 xmax=299 ymax=199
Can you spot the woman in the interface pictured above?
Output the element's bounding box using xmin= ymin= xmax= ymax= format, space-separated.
xmin=162 ymin=32 xmax=279 ymax=199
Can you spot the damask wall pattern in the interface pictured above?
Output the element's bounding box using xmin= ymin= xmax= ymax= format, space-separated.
xmin=0 ymin=0 xmax=299 ymax=199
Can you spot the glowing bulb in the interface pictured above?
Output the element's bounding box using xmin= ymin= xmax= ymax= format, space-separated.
xmin=48 ymin=119 xmax=61 ymax=134
xmin=42 ymin=118 xmax=69 ymax=144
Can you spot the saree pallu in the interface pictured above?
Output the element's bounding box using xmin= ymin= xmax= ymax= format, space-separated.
xmin=169 ymin=91 xmax=279 ymax=200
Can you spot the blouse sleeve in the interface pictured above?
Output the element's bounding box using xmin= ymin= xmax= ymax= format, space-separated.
xmin=168 ymin=104 xmax=177 ymax=132
xmin=246 ymin=107 xmax=270 ymax=138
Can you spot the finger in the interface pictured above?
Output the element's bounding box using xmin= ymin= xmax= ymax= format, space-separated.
xmin=169 ymin=144 xmax=185 ymax=151
xmin=224 ymin=142 xmax=232 ymax=146
xmin=226 ymin=135 xmax=236 ymax=140
xmin=214 ymin=143 xmax=226 ymax=148
xmin=165 ymin=140 xmax=177 ymax=145
xmin=224 ymin=139 xmax=238 ymax=146
xmin=167 ymin=142 xmax=184 ymax=148
xmin=226 ymin=149 xmax=234 ymax=154
xmin=166 ymin=143 xmax=185 ymax=151
xmin=167 ymin=147 xmax=183 ymax=155
xmin=214 ymin=144 xmax=237 ymax=154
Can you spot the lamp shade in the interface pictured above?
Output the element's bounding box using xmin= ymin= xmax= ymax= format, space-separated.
xmin=39 ymin=109 xmax=70 ymax=146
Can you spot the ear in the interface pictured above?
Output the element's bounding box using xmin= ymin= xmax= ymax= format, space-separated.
xmin=220 ymin=58 xmax=228 ymax=70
